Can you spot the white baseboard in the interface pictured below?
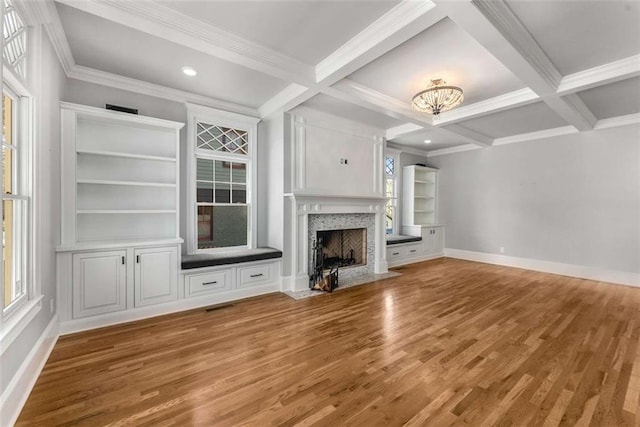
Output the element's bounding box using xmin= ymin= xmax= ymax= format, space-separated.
xmin=59 ymin=282 xmax=280 ymax=336
xmin=445 ymin=248 xmax=640 ymax=288
xmin=0 ymin=315 xmax=59 ymax=427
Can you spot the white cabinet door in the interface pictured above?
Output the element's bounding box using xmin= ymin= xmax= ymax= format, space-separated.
xmin=424 ymin=227 xmax=444 ymax=255
xmin=73 ymin=250 xmax=127 ymax=319
xmin=134 ymin=246 xmax=178 ymax=307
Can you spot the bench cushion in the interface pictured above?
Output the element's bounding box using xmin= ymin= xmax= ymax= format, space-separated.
xmin=386 ymin=235 xmax=422 ymax=245
xmin=182 ymin=247 xmax=282 ymax=270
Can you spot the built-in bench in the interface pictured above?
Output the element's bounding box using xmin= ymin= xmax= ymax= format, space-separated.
xmin=181 ymin=247 xmax=283 ymax=269
xmin=180 ymin=247 xmax=283 ymax=304
xmin=386 ymin=235 xmax=422 ymax=245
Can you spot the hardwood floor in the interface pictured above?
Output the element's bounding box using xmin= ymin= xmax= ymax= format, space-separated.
xmin=17 ymin=258 xmax=640 ymax=426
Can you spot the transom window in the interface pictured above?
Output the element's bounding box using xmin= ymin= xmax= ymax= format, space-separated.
xmin=3 ymin=0 xmax=27 ymax=80
xmin=197 ymin=122 xmax=249 ymax=155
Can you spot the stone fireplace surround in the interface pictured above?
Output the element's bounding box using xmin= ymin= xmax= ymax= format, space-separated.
xmin=308 ymin=213 xmax=375 ymax=281
xmin=285 ymin=194 xmax=388 ymax=292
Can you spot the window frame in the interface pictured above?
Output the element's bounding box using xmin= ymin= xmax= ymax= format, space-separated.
xmin=384 ymin=149 xmax=400 ymax=236
xmin=0 ymin=68 xmax=37 ymax=327
xmin=186 ymin=104 xmax=259 ymax=254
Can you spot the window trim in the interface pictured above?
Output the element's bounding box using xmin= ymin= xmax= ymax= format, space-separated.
xmin=186 ymin=103 xmax=259 ymax=254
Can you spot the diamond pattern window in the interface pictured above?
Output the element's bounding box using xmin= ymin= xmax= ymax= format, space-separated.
xmin=3 ymin=0 xmax=27 ymax=80
xmin=197 ymin=122 xmax=249 ymax=155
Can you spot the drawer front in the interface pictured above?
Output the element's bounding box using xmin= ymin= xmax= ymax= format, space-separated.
xmin=237 ymin=263 xmax=275 ymax=288
xmin=405 ymin=243 xmax=423 ymax=257
xmin=386 ymin=246 xmax=406 ymax=261
xmin=187 ymin=270 xmax=232 ymax=297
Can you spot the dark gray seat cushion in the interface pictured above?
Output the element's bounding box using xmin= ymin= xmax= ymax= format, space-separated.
xmin=386 ymin=235 xmax=422 ymax=245
xmin=182 ymin=247 xmax=282 ymax=269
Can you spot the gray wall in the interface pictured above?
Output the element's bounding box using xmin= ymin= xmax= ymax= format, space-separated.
xmin=1 ymin=28 xmax=65 ymax=399
xmin=428 ymin=124 xmax=640 ymax=274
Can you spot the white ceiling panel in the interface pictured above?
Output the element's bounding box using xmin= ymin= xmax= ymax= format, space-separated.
xmin=348 ymin=17 xmax=526 ymax=107
xmin=389 ymin=127 xmax=468 ymax=152
xmin=158 ymin=0 xmax=400 ymax=65
xmin=57 ymin=3 xmax=289 ymax=108
xmin=507 ymin=0 xmax=640 ymax=75
xmin=300 ymin=94 xmax=404 ymax=129
xmin=577 ymin=76 xmax=640 ymax=120
xmin=454 ymin=102 xmax=568 ymax=139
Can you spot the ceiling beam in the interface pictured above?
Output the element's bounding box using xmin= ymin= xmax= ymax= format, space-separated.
xmin=316 ymin=1 xmax=446 ymax=86
xmin=56 ymin=0 xmax=315 ymax=85
xmin=258 ymin=0 xmax=448 ymax=121
xmin=325 ymin=79 xmax=492 ymax=147
xmin=557 ymin=54 xmax=640 ymax=95
xmin=439 ymin=0 xmax=597 ymax=131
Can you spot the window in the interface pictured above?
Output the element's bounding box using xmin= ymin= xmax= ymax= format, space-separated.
xmin=384 ymin=154 xmax=398 ymax=235
xmin=187 ymin=105 xmax=258 ymax=252
xmin=3 ymin=0 xmax=27 ymax=80
xmin=2 ymin=88 xmax=27 ymax=313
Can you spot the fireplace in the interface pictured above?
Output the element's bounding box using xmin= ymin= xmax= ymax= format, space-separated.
xmin=307 ymin=213 xmax=376 ymax=284
xmin=316 ymin=228 xmax=367 ymax=270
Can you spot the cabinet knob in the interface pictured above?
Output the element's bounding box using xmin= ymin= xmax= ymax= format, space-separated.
xmin=121 ymin=256 xmax=125 ymax=265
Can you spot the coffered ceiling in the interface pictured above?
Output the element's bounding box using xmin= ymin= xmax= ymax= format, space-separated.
xmin=28 ymin=0 xmax=640 ymax=155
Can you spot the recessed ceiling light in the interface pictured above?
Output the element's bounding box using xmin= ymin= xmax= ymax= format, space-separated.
xmin=424 ymin=139 xmax=432 ymax=144
xmin=182 ymin=66 xmax=197 ymax=77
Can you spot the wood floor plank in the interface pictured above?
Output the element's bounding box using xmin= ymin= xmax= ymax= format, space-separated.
xmin=16 ymin=258 xmax=640 ymax=426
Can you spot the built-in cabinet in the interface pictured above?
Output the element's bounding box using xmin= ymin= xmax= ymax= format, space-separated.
xmin=388 ymin=164 xmax=444 ymax=267
xmin=402 ymin=165 xmax=438 ymax=226
xmin=57 ymin=102 xmax=184 ymax=329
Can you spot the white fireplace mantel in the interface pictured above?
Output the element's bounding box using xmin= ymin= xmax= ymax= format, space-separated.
xmin=284 ymin=193 xmax=389 ymax=292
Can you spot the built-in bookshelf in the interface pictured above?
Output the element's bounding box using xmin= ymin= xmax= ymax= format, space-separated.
xmin=59 ymin=102 xmax=184 ymax=247
xmin=402 ymin=165 xmax=438 ymax=226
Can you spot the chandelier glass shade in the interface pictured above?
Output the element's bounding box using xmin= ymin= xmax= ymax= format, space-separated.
xmin=411 ymin=79 xmax=464 ymax=116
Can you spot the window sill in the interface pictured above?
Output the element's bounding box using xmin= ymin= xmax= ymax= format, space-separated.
xmin=0 ymin=295 xmax=43 ymax=356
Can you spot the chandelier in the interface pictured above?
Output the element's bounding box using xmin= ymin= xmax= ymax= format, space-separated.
xmin=411 ymin=78 xmax=464 ymax=116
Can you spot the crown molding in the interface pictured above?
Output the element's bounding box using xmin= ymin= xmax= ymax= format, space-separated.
xmin=386 ymin=123 xmax=424 ymax=140
xmin=258 ymin=84 xmax=317 ymax=118
xmin=56 ymin=0 xmax=314 ymax=85
xmin=22 ymin=0 xmax=75 ymax=74
xmin=427 ymin=143 xmax=480 ymax=157
xmin=471 ymin=0 xmax=562 ymax=91
xmin=594 ymin=113 xmax=640 ymax=130
xmin=435 ymin=88 xmax=539 ymax=125
xmin=68 ymin=65 xmax=260 ymax=118
xmin=315 ymin=0 xmax=444 ymax=85
xmin=386 ymin=141 xmax=430 ymax=158
xmin=493 ymin=125 xmax=577 ymax=146
xmin=557 ymin=54 xmax=640 ymax=95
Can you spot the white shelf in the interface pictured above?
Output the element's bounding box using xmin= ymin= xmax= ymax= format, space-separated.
xmin=60 ymin=103 xmax=183 ymax=248
xmin=76 ymin=149 xmax=176 ymax=162
xmin=77 ymin=179 xmax=176 ymax=188
xmin=403 ymin=165 xmax=438 ymax=226
xmin=77 ymin=209 xmax=177 ymax=214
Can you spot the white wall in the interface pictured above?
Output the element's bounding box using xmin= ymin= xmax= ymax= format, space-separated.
xmin=428 ymin=124 xmax=640 ymax=275
xmin=0 ymin=28 xmax=65 ymax=424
